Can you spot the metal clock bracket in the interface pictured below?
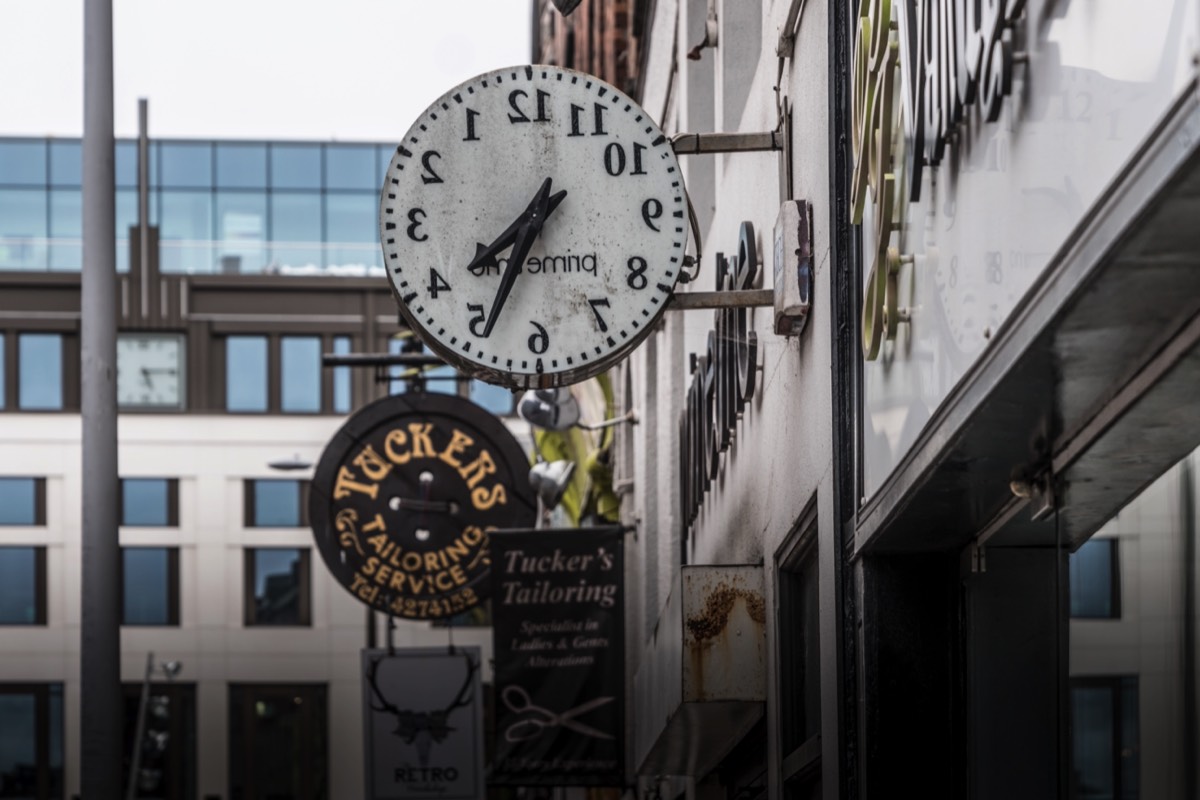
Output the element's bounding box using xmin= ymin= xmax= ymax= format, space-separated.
xmin=667 ymin=130 xmax=786 ymax=311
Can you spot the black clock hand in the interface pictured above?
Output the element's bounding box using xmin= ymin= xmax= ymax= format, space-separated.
xmin=466 ymin=179 xmax=568 ymax=276
xmin=479 ymin=178 xmax=567 ymax=338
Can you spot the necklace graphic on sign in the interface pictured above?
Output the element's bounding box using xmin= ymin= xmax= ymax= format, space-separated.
xmin=501 ymin=685 xmax=615 ymax=742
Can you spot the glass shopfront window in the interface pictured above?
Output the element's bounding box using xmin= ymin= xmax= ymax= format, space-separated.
xmin=0 ymin=684 xmax=64 ymax=799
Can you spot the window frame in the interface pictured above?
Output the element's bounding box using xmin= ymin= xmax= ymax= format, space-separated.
xmin=118 ymin=477 xmax=179 ymax=527
xmin=1070 ymin=537 xmax=1122 ymax=620
xmin=119 ymin=546 xmax=180 ymax=627
xmin=243 ymin=547 xmax=312 ymax=627
xmin=0 ymin=477 xmax=47 ymax=526
xmin=243 ymin=479 xmax=309 ymax=528
xmin=0 ymin=682 xmax=65 ymax=800
xmin=1069 ymin=675 xmax=1139 ymax=799
xmin=0 ymin=546 xmax=47 ymax=625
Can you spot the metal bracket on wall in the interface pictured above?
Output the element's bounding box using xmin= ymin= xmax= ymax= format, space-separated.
xmin=666 ymin=289 xmax=774 ymax=311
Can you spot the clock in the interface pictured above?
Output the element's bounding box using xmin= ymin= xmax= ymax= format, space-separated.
xmin=116 ymin=333 xmax=186 ymax=409
xmin=380 ymin=65 xmax=688 ymax=389
xmin=309 ymin=392 xmax=536 ymax=620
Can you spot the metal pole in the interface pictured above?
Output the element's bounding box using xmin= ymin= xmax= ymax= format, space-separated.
xmin=138 ymin=98 xmax=149 ymax=317
xmin=81 ymin=0 xmax=121 ymax=797
xmin=126 ymin=652 xmax=155 ymax=800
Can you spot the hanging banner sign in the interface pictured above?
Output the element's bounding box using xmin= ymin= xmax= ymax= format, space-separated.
xmin=489 ymin=527 xmax=625 ymax=787
xmin=310 ymin=393 xmax=537 ymax=620
xmin=362 ymin=647 xmax=485 ymax=799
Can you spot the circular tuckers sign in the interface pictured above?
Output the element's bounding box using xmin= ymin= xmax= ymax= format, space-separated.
xmin=310 ymin=393 xmax=535 ymax=620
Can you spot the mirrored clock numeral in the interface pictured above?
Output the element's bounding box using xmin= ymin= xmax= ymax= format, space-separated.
xmin=527 ymin=321 xmax=550 ymax=354
xmin=604 ymin=142 xmax=647 ymax=177
xmin=587 ymin=298 xmax=611 ymax=332
xmin=463 ymin=108 xmax=480 ymax=141
xmin=626 ymin=256 xmax=648 ymax=290
xmin=427 ymin=268 xmax=452 ymax=298
xmin=508 ymin=89 xmax=550 ymax=123
xmin=568 ymin=102 xmax=608 ymax=136
xmin=420 ymin=151 xmax=443 ymax=184
xmin=641 ymin=198 xmax=663 ymax=231
xmin=467 ymin=303 xmax=486 ymax=337
xmin=407 ymin=208 xmax=428 ymax=242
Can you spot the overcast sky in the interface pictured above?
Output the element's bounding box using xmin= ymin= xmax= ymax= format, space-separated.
xmin=0 ymin=0 xmax=533 ymax=141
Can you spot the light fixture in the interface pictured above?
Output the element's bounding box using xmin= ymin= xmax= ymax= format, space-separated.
xmin=518 ymin=388 xmax=638 ymax=432
xmin=529 ymin=460 xmax=575 ymax=509
xmin=552 ymin=0 xmax=583 ymax=15
xmin=267 ymin=454 xmax=313 ymax=471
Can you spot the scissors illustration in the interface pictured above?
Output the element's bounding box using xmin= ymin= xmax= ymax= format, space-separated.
xmin=501 ymin=685 xmax=615 ymax=743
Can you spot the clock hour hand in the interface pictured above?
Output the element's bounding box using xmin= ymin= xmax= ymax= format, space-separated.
xmin=479 ymin=178 xmax=566 ymax=338
xmin=466 ymin=179 xmax=568 ymax=276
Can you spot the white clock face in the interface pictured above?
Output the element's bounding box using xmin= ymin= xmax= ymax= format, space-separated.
xmin=117 ymin=334 xmax=185 ymax=409
xmin=380 ymin=65 xmax=688 ymax=389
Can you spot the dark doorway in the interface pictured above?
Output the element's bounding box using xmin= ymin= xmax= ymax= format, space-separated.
xmin=229 ymin=684 xmax=327 ymax=800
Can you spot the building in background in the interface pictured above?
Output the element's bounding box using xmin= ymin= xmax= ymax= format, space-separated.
xmin=540 ymin=1 xmax=1200 ymax=799
xmin=0 ymin=134 xmax=519 ymax=799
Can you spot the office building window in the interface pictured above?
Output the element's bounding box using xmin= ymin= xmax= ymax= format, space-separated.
xmin=160 ymin=190 xmax=213 ymax=273
xmin=280 ymin=336 xmax=321 ymax=412
xmin=270 ymin=143 xmax=321 ymax=189
xmin=160 ymin=142 xmax=212 ymax=188
xmin=324 ymin=192 xmax=377 ymax=270
xmin=777 ymin=503 xmax=820 ymax=793
xmin=215 ymin=191 xmax=268 ymax=274
xmin=332 ymin=336 xmax=352 ymax=413
xmin=0 ymin=139 xmax=46 ymax=185
xmin=121 ymin=547 xmax=179 ymax=626
xmin=229 ymin=684 xmax=327 ymax=798
xmin=0 ymin=547 xmax=46 ymax=625
xmin=245 ymin=479 xmax=307 ymax=528
xmin=325 ymin=143 xmax=377 ymax=190
xmin=216 ymin=143 xmax=268 ymax=189
xmin=0 ymin=683 xmax=64 ymax=800
xmin=48 ymin=140 xmax=81 ymax=186
xmin=1070 ymin=538 xmax=1120 ymax=619
xmin=0 ymin=332 xmax=5 ymax=408
xmin=120 ymin=478 xmax=178 ymax=527
xmin=18 ymin=333 xmax=63 ymax=410
xmin=226 ymin=335 xmax=269 ymax=412
xmin=1070 ymin=676 xmax=1139 ymax=799
xmin=0 ymin=478 xmax=45 ymax=525
xmin=244 ymin=548 xmax=311 ymax=626
xmin=269 ymin=192 xmax=322 ymax=270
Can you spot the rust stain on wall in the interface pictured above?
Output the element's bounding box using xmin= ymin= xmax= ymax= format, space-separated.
xmin=684 ymin=583 xmax=766 ymax=642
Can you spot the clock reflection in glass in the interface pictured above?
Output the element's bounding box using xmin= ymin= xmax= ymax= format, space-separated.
xmin=117 ymin=333 xmax=186 ymax=409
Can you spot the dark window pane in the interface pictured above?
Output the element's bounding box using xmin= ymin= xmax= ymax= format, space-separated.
xmin=0 ymin=693 xmax=36 ymax=790
xmin=49 ymin=188 xmax=81 ymax=270
xmin=226 ymin=336 xmax=268 ymax=412
xmin=252 ymin=480 xmax=301 ymax=527
xmin=270 ymin=144 xmax=321 ymax=189
xmin=269 ymin=192 xmax=323 ymax=272
xmin=1070 ymin=538 xmax=1117 ymax=618
xmin=324 ymin=144 xmax=377 ymax=190
xmin=160 ymin=142 xmax=212 ymax=188
xmin=49 ymin=140 xmax=81 ymax=186
xmin=471 ymin=380 xmax=514 ymax=415
xmin=160 ymin=190 xmax=214 ymax=274
xmin=1119 ymin=678 xmax=1139 ymax=797
xmin=324 ymin=193 xmax=378 ymax=272
xmin=215 ymin=191 xmax=267 ymax=274
xmin=0 ymin=139 xmax=46 ymax=184
xmin=0 ymin=547 xmax=38 ymax=623
xmin=281 ymin=336 xmax=321 ymax=412
xmin=122 ymin=547 xmax=173 ymax=625
xmin=121 ymin=479 xmax=171 ymax=526
xmin=251 ymin=549 xmax=305 ymax=625
xmin=48 ymin=685 xmax=63 ymax=796
xmin=333 ymin=336 xmax=351 ymax=413
xmin=1072 ymin=685 xmax=1116 ymax=799
xmin=0 ymin=479 xmax=37 ymax=525
xmin=0 ymin=187 xmax=48 ymax=270
xmin=216 ymin=143 xmax=267 ymax=188
xmin=18 ymin=333 xmax=63 ymax=410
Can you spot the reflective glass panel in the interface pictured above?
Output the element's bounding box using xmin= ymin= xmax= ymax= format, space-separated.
xmin=333 ymin=336 xmax=351 ymax=413
xmin=122 ymin=547 xmax=173 ymax=625
xmin=18 ymin=333 xmax=62 ymax=410
xmin=325 ymin=192 xmax=378 ymax=272
xmin=0 ymin=693 xmax=36 ymax=789
xmin=0 ymin=188 xmax=48 ymax=270
xmin=251 ymin=480 xmax=301 ymax=527
xmin=471 ymin=380 xmax=515 ymax=415
xmin=121 ymin=479 xmax=171 ymax=527
xmin=0 ymin=478 xmax=38 ymax=525
xmin=215 ymin=191 xmax=267 ymax=274
xmin=324 ymin=144 xmax=377 ymax=190
xmin=1071 ymin=684 xmax=1116 ymax=799
xmin=0 ymin=547 xmax=38 ymax=623
xmin=270 ymin=144 xmax=321 ymax=189
xmin=115 ymin=188 xmax=140 ymax=274
xmin=160 ymin=190 xmax=213 ymax=273
xmin=0 ymin=333 xmax=5 ymax=409
xmin=48 ymin=140 xmax=81 ymax=186
xmin=1070 ymin=538 xmax=1117 ymax=619
xmin=226 ymin=336 xmax=268 ymax=412
xmin=160 ymin=142 xmax=212 ymax=188
xmin=269 ymin=192 xmax=323 ymax=272
xmin=0 ymin=140 xmax=46 ymax=185
xmin=280 ymin=336 xmax=321 ymax=412
xmin=114 ymin=140 xmax=139 ymax=188
xmin=216 ymin=143 xmax=268 ymax=188
xmin=48 ymin=189 xmax=82 ymax=271
xmin=251 ymin=548 xmax=305 ymax=625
